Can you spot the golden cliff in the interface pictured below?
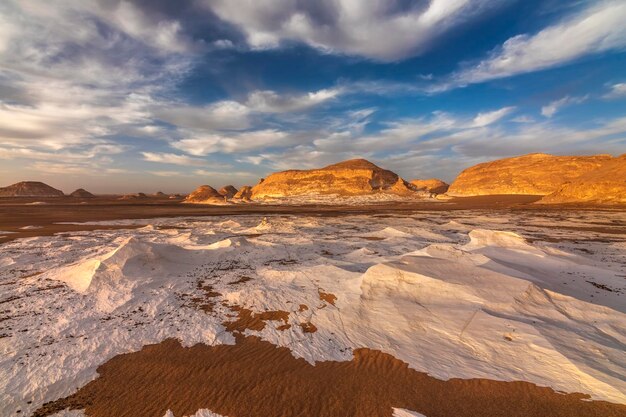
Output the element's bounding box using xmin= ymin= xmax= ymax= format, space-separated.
xmin=540 ymin=154 xmax=626 ymax=204
xmin=250 ymin=159 xmax=419 ymax=200
xmin=447 ymin=153 xmax=611 ymax=196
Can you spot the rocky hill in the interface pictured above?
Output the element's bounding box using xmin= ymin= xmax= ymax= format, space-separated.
xmin=540 ymin=154 xmax=626 ymax=205
xmin=447 ymin=153 xmax=611 ymax=196
xmin=183 ymin=185 xmax=227 ymax=204
xmin=218 ymin=185 xmax=238 ymax=199
xmin=250 ymin=159 xmax=418 ymax=200
xmin=410 ymin=179 xmax=449 ymax=194
xmin=233 ymin=186 xmax=252 ymax=201
xmin=0 ymin=181 xmax=64 ymax=197
xmin=69 ymin=188 xmax=95 ymax=198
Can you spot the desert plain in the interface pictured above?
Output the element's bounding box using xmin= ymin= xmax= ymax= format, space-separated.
xmin=1 ymin=155 xmax=626 ymax=417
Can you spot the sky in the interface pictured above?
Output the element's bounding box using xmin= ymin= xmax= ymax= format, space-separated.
xmin=0 ymin=0 xmax=625 ymax=193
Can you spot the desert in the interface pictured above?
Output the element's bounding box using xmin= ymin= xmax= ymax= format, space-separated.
xmin=2 ymin=154 xmax=626 ymax=417
xmin=2 ymin=1 xmax=626 ymax=416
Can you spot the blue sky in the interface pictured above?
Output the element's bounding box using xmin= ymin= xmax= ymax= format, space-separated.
xmin=0 ymin=0 xmax=625 ymax=193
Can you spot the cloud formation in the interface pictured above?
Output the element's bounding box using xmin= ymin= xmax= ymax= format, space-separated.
xmin=604 ymin=83 xmax=626 ymax=99
xmin=203 ymin=0 xmax=502 ymax=61
xmin=541 ymin=96 xmax=588 ymax=118
xmin=451 ymin=1 xmax=626 ymax=86
xmin=472 ymin=107 xmax=516 ymax=127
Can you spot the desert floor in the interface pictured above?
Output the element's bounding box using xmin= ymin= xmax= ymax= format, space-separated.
xmin=1 ymin=201 xmax=625 ymax=417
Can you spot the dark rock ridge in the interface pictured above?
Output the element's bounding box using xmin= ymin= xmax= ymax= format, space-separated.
xmin=0 ymin=181 xmax=64 ymax=197
xmin=69 ymin=189 xmax=95 ymax=198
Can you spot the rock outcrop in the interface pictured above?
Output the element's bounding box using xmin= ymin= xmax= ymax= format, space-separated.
xmin=69 ymin=188 xmax=95 ymax=198
xmin=218 ymin=185 xmax=238 ymax=199
xmin=540 ymin=154 xmax=626 ymax=205
xmin=447 ymin=153 xmax=612 ymax=196
xmin=0 ymin=181 xmax=64 ymax=197
xmin=410 ymin=179 xmax=449 ymax=194
xmin=233 ymin=186 xmax=252 ymax=201
xmin=118 ymin=193 xmax=148 ymax=200
xmin=153 ymin=191 xmax=167 ymax=198
xmin=183 ymin=185 xmax=227 ymax=204
xmin=250 ymin=159 xmax=418 ymax=200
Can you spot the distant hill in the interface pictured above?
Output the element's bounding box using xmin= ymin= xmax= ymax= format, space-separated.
xmin=183 ymin=185 xmax=227 ymax=204
xmin=69 ymin=188 xmax=95 ymax=198
xmin=0 ymin=181 xmax=64 ymax=197
xmin=447 ymin=153 xmax=611 ymax=196
xmin=249 ymin=158 xmax=419 ymax=200
xmin=410 ymin=179 xmax=449 ymax=194
xmin=218 ymin=185 xmax=238 ymax=199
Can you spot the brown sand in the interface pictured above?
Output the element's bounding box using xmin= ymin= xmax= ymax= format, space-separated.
xmin=318 ymin=290 xmax=337 ymax=306
xmin=33 ymin=335 xmax=626 ymax=417
xmin=185 ymin=283 xmax=222 ymax=313
xmin=300 ymin=322 xmax=318 ymax=333
xmin=0 ymin=195 xmax=564 ymax=244
xmin=224 ymin=307 xmax=290 ymax=332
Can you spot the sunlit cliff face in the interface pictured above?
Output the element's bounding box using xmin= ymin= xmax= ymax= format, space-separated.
xmin=446 ymin=153 xmax=614 ymax=196
xmin=249 ymin=159 xmax=417 ymax=200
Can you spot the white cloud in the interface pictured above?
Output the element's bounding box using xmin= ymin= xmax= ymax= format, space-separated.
xmin=141 ymin=152 xmax=207 ymax=166
xmin=107 ymin=1 xmax=192 ymax=54
xmin=203 ymin=0 xmax=504 ymax=61
xmin=0 ymin=0 xmax=195 ymax=168
xmin=155 ymin=87 xmax=341 ymax=133
xmin=156 ymin=101 xmax=251 ymax=131
xmin=604 ymin=83 xmax=626 ymax=99
xmin=149 ymin=170 xmax=188 ymax=177
xmin=472 ymin=106 xmax=515 ymax=127
xmin=452 ymin=1 xmax=626 ymax=86
xmin=194 ymin=169 xmax=255 ymax=178
xmin=172 ymin=129 xmax=297 ymax=155
xmin=541 ymin=96 xmax=587 ymax=118
xmin=245 ymin=88 xmax=341 ymax=113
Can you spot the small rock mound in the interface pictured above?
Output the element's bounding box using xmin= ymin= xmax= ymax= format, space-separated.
xmin=218 ymin=185 xmax=238 ymax=199
xmin=0 ymin=181 xmax=64 ymax=197
xmin=183 ymin=185 xmax=227 ymax=204
xmin=118 ymin=193 xmax=148 ymax=200
xmin=153 ymin=191 xmax=167 ymax=198
xmin=250 ymin=158 xmax=418 ymax=199
xmin=69 ymin=188 xmax=95 ymax=198
xmin=447 ymin=153 xmax=611 ymax=196
xmin=233 ymin=185 xmax=253 ymax=201
xmin=410 ymin=179 xmax=449 ymax=194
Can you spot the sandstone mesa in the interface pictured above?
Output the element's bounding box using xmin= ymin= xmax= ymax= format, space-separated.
xmin=447 ymin=153 xmax=612 ymax=196
xmin=249 ymin=159 xmax=420 ymax=200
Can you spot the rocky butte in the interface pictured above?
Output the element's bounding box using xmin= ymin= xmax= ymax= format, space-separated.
xmin=447 ymin=153 xmax=612 ymax=196
xmin=218 ymin=185 xmax=238 ymax=200
xmin=184 ymin=185 xmax=227 ymax=204
xmin=410 ymin=179 xmax=449 ymax=194
xmin=540 ymin=154 xmax=626 ymax=205
xmin=0 ymin=181 xmax=64 ymax=197
xmin=233 ymin=186 xmax=252 ymax=201
xmin=249 ymin=159 xmax=419 ymax=200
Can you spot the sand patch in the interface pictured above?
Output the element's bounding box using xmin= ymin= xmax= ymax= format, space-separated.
xmin=223 ymin=307 xmax=290 ymax=332
xmin=186 ymin=282 xmax=222 ymax=313
xmin=318 ymin=290 xmax=337 ymax=306
xmin=228 ymin=276 xmax=253 ymax=285
xmin=33 ymin=335 xmax=626 ymax=417
xmin=300 ymin=322 xmax=317 ymax=333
